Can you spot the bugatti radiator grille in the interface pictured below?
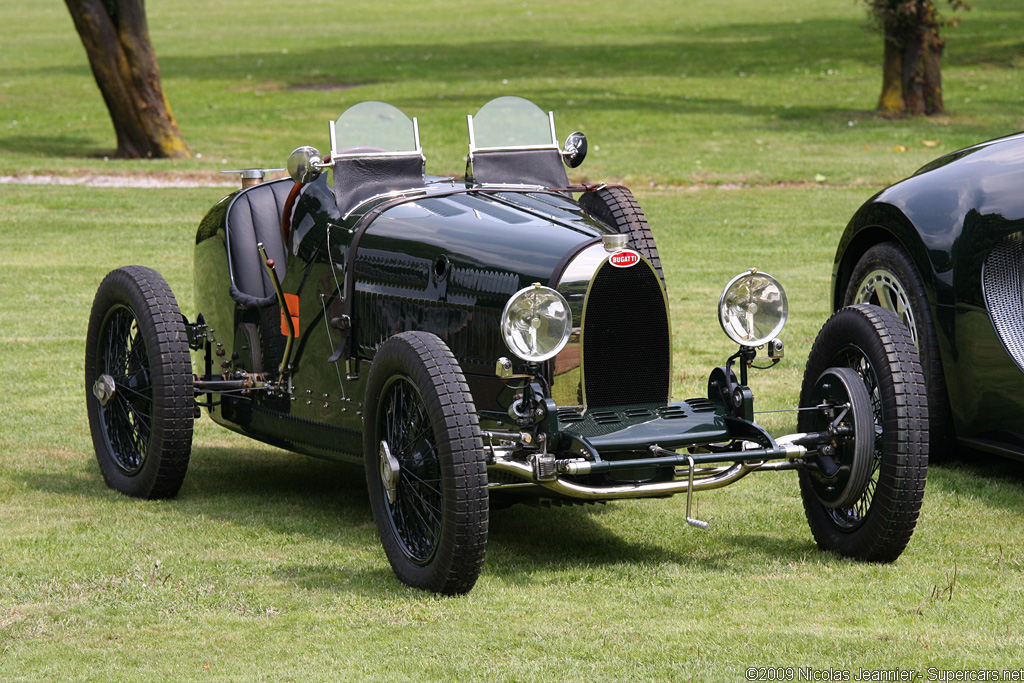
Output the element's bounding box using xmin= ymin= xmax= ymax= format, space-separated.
xmin=983 ymin=232 xmax=1024 ymax=374
xmin=581 ymin=259 xmax=670 ymax=408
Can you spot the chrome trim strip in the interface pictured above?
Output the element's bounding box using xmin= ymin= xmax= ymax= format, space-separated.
xmin=550 ymin=243 xmax=610 ymax=407
xmin=331 ymin=150 xmax=426 ymax=161
xmin=470 ymin=143 xmax=562 ymax=154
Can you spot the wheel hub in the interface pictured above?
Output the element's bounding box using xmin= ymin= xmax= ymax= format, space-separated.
xmin=92 ymin=374 xmax=116 ymax=407
xmin=379 ymin=440 xmax=401 ymax=504
xmin=806 ymin=367 xmax=874 ymax=509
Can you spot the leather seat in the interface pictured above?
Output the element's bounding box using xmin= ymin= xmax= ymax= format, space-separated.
xmin=226 ymin=179 xmax=294 ymax=307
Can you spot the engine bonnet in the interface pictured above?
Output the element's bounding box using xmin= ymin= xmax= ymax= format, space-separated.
xmin=360 ymin=190 xmax=609 ymax=287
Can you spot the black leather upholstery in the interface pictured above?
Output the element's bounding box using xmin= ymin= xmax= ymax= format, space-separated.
xmin=226 ymin=179 xmax=294 ymax=307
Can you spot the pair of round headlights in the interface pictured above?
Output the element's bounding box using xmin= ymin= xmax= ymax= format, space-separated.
xmin=498 ymin=269 xmax=788 ymax=364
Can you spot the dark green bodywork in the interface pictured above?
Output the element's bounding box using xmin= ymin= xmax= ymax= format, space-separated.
xmin=193 ymin=174 xmax=739 ymax=474
xmin=832 ymin=132 xmax=1024 ymax=457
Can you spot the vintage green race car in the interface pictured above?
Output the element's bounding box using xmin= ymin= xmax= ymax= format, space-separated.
xmin=85 ymin=97 xmax=929 ymax=594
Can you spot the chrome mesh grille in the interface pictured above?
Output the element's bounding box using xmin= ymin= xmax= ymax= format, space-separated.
xmin=581 ymin=260 xmax=670 ymax=408
xmin=983 ymin=232 xmax=1024 ymax=373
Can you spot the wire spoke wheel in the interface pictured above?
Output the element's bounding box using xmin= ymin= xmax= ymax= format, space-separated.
xmin=379 ymin=376 xmax=444 ymax=565
xmin=95 ymin=305 xmax=153 ymax=474
xmin=364 ymin=332 xmax=488 ymax=595
xmin=85 ymin=266 xmax=193 ymax=499
xmin=802 ymin=366 xmax=874 ymax=512
xmin=852 ymin=269 xmax=918 ymax=347
xmin=798 ymin=304 xmax=928 ymax=562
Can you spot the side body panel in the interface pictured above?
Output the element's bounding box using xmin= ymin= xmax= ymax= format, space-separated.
xmin=832 ymin=133 xmax=1024 ymax=451
xmin=194 ymin=179 xmax=365 ymax=463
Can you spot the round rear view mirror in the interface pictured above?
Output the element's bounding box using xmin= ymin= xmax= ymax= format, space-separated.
xmin=287 ymin=146 xmax=323 ymax=184
xmin=562 ymin=131 xmax=588 ymax=168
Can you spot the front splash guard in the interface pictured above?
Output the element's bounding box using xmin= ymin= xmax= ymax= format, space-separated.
xmin=555 ymin=399 xmax=732 ymax=452
xmin=487 ymin=400 xmax=807 ymax=501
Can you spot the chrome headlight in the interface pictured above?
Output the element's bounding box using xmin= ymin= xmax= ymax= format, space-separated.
xmin=718 ymin=269 xmax=788 ymax=347
xmin=501 ymin=283 xmax=572 ymax=362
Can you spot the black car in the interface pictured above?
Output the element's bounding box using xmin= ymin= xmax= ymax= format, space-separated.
xmin=85 ymin=97 xmax=930 ymax=594
xmin=834 ymin=131 xmax=1024 ymax=462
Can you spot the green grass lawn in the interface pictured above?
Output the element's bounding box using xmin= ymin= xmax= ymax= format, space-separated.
xmin=2 ymin=0 xmax=1024 ymax=680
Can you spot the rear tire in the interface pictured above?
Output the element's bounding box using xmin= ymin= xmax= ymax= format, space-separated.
xmin=85 ymin=266 xmax=193 ymax=499
xmin=363 ymin=332 xmax=488 ymax=595
xmin=579 ymin=186 xmax=664 ymax=285
xmin=799 ymin=304 xmax=928 ymax=562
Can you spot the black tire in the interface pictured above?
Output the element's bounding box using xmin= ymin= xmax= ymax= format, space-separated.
xmin=844 ymin=242 xmax=954 ymax=460
xmin=363 ymin=332 xmax=488 ymax=595
xmin=578 ymin=186 xmax=664 ymax=285
xmin=85 ymin=266 xmax=194 ymax=499
xmin=798 ymin=304 xmax=928 ymax=562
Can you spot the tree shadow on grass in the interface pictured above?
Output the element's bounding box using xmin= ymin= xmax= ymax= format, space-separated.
xmin=0 ymin=133 xmax=113 ymax=159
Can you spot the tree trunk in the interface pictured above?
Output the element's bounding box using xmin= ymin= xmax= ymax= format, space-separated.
xmin=64 ymin=0 xmax=190 ymax=159
xmin=875 ymin=2 xmax=945 ymax=117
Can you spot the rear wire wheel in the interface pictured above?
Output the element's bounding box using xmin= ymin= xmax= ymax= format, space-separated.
xmin=364 ymin=332 xmax=488 ymax=594
xmin=85 ymin=266 xmax=194 ymax=499
xmin=579 ymin=185 xmax=664 ymax=285
xmin=798 ymin=304 xmax=928 ymax=562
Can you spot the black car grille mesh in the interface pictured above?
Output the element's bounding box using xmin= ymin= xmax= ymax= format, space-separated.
xmin=983 ymin=232 xmax=1024 ymax=374
xmin=582 ymin=260 xmax=670 ymax=407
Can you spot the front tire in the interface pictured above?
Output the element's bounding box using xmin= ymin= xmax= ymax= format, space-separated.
xmin=85 ymin=266 xmax=194 ymax=499
xmin=363 ymin=332 xmax=488 ymax=595
xmin=799 ymin=304 xmax=928 ymax=562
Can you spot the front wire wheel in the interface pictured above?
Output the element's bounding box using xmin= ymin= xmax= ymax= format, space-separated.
xmin=798 ymin=304 xmax=928 ymax=562
xmin=364 ymin=332 xmax=488 ymax=594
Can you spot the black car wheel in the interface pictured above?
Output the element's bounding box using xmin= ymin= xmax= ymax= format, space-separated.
xmin=798 ymin=304 xmax=928 ymax=562
xmin=844 ymin=241 xmax=953 ymax=460
xmin=364 ymin=332 xmax=488 ymax=595
xmin=85 ymin=266 xmax=194 ymax=499
xmin=579 ymin=186 xmax=664 ymax=285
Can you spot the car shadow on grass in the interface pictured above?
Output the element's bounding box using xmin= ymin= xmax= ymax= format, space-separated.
xmin=24 ymin=445 xmax=730 ymax=592
xmin=926 ymin=453 xmax=1024 ymax=514
xmin=30 ymin=445 xmax=1019 ymax=594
